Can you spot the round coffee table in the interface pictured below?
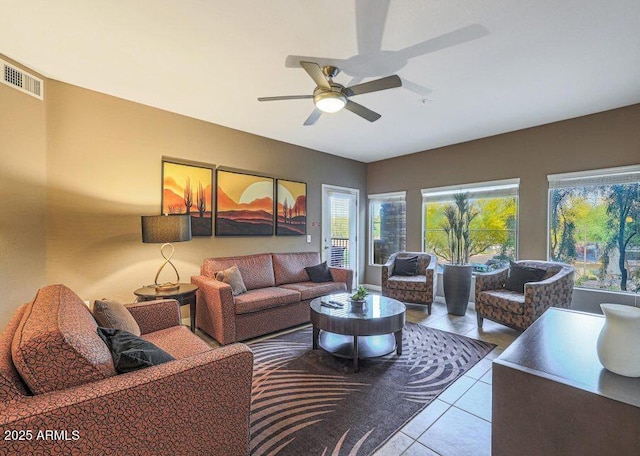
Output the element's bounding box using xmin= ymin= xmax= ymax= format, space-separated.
xmin=310 ymin=294 xmax=406 ymax=372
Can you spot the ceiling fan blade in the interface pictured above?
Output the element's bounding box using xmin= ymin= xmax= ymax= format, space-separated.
xmin=300 ymin=61 xmax=330 ymax=89
xmin=257 ymin=95 xmax=313 ymax=102
xmin=397 ymin=24 xmax=489 ymax=60
xmin=285 ymin=55 xmax=346 ymax=69
xmin=344 ymin=75 xmax=402 ymax=97
xmin=303 ymin=108 xmax=322 ymax=126
xmin=356 ymin=0 xmax=390 ymax=55
xmin=344 ymin=100 xmax=381 ymax=122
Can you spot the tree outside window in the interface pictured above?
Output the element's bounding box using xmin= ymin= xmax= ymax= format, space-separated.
xmin=548 ymin=168 xmax=640 ymax=293
xmin=423 ymin=180 xmax=519 ymax=272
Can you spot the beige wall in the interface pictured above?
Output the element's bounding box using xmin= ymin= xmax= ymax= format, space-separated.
xmin=45 ymin=80 xmax=367 ymax=305
xmin=0 ymin=56 xmax=48 ymax=329
xmin=0 ymin=55 xmax=366 ymax=326
xmin=366 ymin=104 xmax=640 ymax=286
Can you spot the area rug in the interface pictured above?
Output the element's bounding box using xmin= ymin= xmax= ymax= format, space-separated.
xmin=249 ymin=322 xmax=495 ymax=456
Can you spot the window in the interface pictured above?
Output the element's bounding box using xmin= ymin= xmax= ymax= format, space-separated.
xmin=369 ymin=192 xmax=406 ymax=265
xmin=422 ymin=179 xmax=519 ymax=272
xmin=548 ymin=165 xmax=640 ymax=293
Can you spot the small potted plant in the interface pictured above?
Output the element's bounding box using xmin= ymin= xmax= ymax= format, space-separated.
xmin=350 ymin=285 xmax=368 ymax=302
xmin=350 ymin=285 xmax=368 ymax=312
xmin=441 ymin=193 xmax=477 ymax=316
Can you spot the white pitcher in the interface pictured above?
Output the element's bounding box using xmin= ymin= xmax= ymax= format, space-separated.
xmin=596 ymin=303 xmax=640 ymax=377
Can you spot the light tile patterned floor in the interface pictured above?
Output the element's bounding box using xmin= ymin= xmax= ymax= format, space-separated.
xmin=374 ymin=297 xmax=520 ymax=456
xmin=193 ymin=295 xmax=520 ymax=456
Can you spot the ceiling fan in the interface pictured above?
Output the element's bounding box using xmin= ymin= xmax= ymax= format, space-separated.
xmin=257 ymin=60 xmax=402 ymax=125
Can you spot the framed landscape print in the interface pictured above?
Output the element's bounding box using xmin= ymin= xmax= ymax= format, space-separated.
xmin=276 ymin=179 xmax=307 ymax=235
xmin=162 ymin=160 xmax=214 ymax=236
xmin=215 ymin=169 xmax=274 ymax=236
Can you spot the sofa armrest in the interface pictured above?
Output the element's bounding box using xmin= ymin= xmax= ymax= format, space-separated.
xmin=329 ymin=267 xmax=354 ymax=292
xmin=125 ymin=299 xmax=181 ymax=334
xmin=525 ymin=267 xmax=575 ymax=317
xmin=381 ymin=254 xmax=397 ymax=287
xmin=191 ymin=275 xmax=236 ymax=344
xmin=475 ymin=267 xmax=509 ymax=296
xmin=425 ymin=254 xmax=438 ymax=295
xmin=1 ymin=343 xmax=253 ymax=455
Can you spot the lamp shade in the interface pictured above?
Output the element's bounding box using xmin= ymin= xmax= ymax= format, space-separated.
xmin=141 ymin=215 xmax=192 ymax=243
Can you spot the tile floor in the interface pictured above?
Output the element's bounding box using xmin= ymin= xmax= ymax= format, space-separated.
xmin=373 ymin=297 xmax=520 ymax=456
xmin=193 ymin=295 xmax=521 ymax=456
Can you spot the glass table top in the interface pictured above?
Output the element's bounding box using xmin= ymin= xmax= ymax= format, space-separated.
xmin=310 ymin=293 xmax=406 ymax=320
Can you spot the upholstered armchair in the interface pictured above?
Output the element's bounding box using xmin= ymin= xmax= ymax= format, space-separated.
xmin=475 ymin=260 xmax=575 ymax=331
xmin=381 ymin=252 xmax=438 ymax=314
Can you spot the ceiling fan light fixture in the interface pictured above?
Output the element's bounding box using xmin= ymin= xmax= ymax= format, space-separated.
xmin=314 ymin=91 xmax=347 ymax=113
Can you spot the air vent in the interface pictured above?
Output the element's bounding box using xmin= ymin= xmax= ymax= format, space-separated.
xmin=1 ymin=59 xmax=43 ymax=100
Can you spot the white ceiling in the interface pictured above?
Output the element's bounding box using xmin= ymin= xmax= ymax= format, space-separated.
xmin=1 ymin=0 xmax=639 ymax=163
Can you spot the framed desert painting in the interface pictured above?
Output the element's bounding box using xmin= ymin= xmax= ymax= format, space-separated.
xmin=276 ymin=179 xmax=307 ymax=235
xmin=161 ymin=160 xmax=214 ymax=236
xmin=215 ymin=169 xmax=274 ymax=236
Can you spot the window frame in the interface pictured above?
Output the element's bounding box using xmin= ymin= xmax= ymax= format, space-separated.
xmin=368 ymin=191 xmax=407 ymax=266
xmin=421 ymin=178 xmax=520 ymax=263
xmin=547 ymin=164 xmax=640 ymax=294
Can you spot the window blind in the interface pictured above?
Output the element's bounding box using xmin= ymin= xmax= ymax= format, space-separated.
xmin=421 ymin=178 xmax=520 ymax=203
xmin=548 ymin=165 xmax=640 ymax=189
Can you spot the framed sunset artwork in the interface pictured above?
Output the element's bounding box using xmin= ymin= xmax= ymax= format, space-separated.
xmin=215 ymin=169 xmax=274 ymax=236
xmin=276 ymin=179 xmax=307 ymax=235
xmin=161 ymin=160 xmax=213 ymax=236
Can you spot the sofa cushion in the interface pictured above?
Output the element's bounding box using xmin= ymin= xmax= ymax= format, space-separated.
xmin=505 ymin=263 xmax=547 ymax=293
xmin=305 ymin=262 xmax=334 ymax=283
xmin=93 ymin=299 xmax=141 ymax=336
xmin=386 ymin=275 xmax=427 ymax=291
xmin=280 ymin=281 xmax=347 ymax=301
xmin=142 ymin=325 xmax=212 ymax=359
xmin=215 ymin=265 xmax=247 ymax=296
xmin=234 ymin=287 xmax=301 ymax=315
xmin=12 ymin=285 xmax=117 ymax=394
xmin=202 ymin=254 xmax=275 ymax=291
xmin=273 ymin=252 xmax=321 ymax=285
xmin=0 ymin=304 xmax=30 ymax=402
xmin=477 ymin=289 xmax=526 ymax=315
xmin=97 ymin=327 xmax=175 ymax=374
xmin=394 ymin=255 xmax=418 ymax=276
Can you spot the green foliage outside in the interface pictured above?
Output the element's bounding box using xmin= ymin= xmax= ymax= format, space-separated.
xmin=425 ymin=195 xmax=517 ymax=269
xmin=550 ymin=183 xmax=640 ymax=293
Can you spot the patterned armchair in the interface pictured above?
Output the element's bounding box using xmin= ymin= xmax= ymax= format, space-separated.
xmin=475 ymin=260 xmax=575 ymax=331
xmin=381 ymin=252 xmax=438 ymax=314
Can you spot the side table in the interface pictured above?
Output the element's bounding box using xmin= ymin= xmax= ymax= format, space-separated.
xmin=134 ymin=283 xmax=198 ymax=332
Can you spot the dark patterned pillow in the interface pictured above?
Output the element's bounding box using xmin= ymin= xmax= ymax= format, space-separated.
xmin=505 ymin=263 xmax=547 ymax=293
xmin=394 ymin=256 xmax=418 ymax=276
xmin=305 ymin=262 xmax=334 ymax=283
xmin=97 ymin=327 xmax=175 ymax=374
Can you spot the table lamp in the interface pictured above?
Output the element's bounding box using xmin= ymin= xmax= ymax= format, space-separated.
xmin=141 ymin=214 xmax=192 ymax=291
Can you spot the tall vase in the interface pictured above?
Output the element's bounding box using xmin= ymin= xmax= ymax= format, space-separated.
xmin=443 ymin=263 xmax=473 ymax=316
xmin=596 ymin=303 xmax=640 ymax=377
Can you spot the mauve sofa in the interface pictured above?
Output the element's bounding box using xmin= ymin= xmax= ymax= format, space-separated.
xmin=0 ymin=284 xmax=253 ymax=456
xmin=192 ymin=252 xmax=354 ymax=345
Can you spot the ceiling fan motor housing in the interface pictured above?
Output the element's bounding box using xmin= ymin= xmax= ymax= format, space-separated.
xmin=313 ymin=84 xmax=347 ymax=113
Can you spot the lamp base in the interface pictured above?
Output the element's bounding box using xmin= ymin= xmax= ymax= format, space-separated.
xmin=155 ymin=282 xmax=180 ymax=292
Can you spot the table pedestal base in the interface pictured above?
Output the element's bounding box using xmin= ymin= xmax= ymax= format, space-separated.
xmin=316 ymin=330 xmax=401 ymax=372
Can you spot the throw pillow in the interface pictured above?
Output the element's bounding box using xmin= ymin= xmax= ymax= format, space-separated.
xmin=394 ymin=255 xmax=418 ymax=276
xmin=505 ymin=263 xmax=547 ymax=293
xmin=93 ymin=299 xmax=141 ymax=336
xmin=97 ymin=327 xmax=175 ymax=374
xmin=305 ymin=262 xmax=334 ymax=283
xmin=215 ymin=265 xmax=247 ymax=296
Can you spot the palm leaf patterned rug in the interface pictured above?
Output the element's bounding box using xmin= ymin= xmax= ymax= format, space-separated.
xmin=249 ymin=322 xmax=495 ymax=455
